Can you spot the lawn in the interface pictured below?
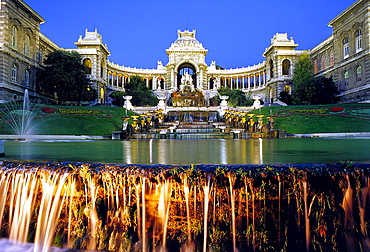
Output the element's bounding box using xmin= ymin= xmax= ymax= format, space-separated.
xmin=0 ymin=104 xmax=135 ymax=136
xmin=248 ymin=104 xmax=370 ymax=134
xmin=1 ymin=103 xmax=370 ymax=136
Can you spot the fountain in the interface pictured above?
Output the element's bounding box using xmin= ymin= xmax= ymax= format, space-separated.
xmin=0 ymin=161 xmax=369 ymax=252
xmin=1 ymin=89 xmax=37 ymax=138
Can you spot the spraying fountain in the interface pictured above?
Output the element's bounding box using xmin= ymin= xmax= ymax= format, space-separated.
xmin=0 ymin=161 xmax=369 ymax=252
xmin=1 ymin=89 xmax=37 ymax=138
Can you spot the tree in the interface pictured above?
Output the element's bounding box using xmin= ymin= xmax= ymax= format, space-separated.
xmin=109 ymin=91 xmax=126 ymax=107
xmin=310 ymin=77 xmax=339 ymax=104
xmin=278 ymin=90 xmax=293 ymax=105
xmin=218 ymin=87 xmax=252 ymax=106
xmin=292 ymin=53 xmax=315 ymax=104
xmin=38 ymin=50 xmax=97 ymax=102
xmin=109 ymin=75 xmax=158 ymax=106
xmin=124 ymin=75 xmax=148 ymax=94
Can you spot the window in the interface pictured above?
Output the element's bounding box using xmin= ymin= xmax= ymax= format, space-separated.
xmin=269 ymin=59 xmax=274 ymax=78
xmin=11 ymin=64 xmax=17 ymax=82
xmin=24 ymin=70 xmax=30 ymax=86
xmin=320 ymin=54 xmax=325 ymax=70
xmin=314 ymin=59 xmax=318 ymax=74
xmin=11 ymin=26 xmax=17 ymax=49
xmin=284 ymin=85 xmax=291 ymax=94
xmin=355 ymin=30 xmax=362 ymax=52
xmin=24 ymin=35 xmax=30 ymax=56
xmin=356 ymin=66 xmax=362 ymax=82
xmin=329 ymin=50 xmax=334 ymax=66
xmin=100 ymin=60 xmax=104 ymax=78
xmin=344 ymin=71 xmax=349 ymax=86
xmin=83 ymin=58 xmax=92 ymax=74
xmin=343 ymin=37 xmax=349 ymax=58
xmin=37 ymin=50 xmax=43 ymax=64
xmin=282 ymin=59 xmax=291 ymax=75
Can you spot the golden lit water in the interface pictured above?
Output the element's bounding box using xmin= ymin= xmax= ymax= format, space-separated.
xmin=0 ymin=161 xmax=369 ymax=251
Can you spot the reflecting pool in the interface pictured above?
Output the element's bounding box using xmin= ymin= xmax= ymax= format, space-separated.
xmin=2 ymin=137 xmax=370 ymax=164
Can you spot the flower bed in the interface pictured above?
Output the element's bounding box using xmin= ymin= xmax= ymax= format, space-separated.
xmin=55 ymin=108 xmax=113 ymax=118
xmin=10 ymin=109 xmax=33 ymax=116
xmin=57 ymin=108 xmax=100 ymax=115
xmin=330 ymin=107 xmax=345 ymax=113
xmin=350 ymin=108 xmax=370 ymax=116
xmin=41 ymin=107 xmax=55 ymax=114
xmin=276 ymin=108 xmax=328 ymax=117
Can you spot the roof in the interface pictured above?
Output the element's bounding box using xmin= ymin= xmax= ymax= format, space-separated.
xmin=328 ymin=0 xmax=363 ymax=27
xmin=13 ymin=0 xmax=45 ymax=23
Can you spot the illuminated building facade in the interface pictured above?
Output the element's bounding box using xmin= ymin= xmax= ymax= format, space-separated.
xmin=0 ymin=0 xmax=369 ymax=104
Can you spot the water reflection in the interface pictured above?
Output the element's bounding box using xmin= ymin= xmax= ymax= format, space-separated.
xmin=2 ymin=138 xmax=370 ymax=164
xmin=259 ymin=138 xmax=263 ymax=164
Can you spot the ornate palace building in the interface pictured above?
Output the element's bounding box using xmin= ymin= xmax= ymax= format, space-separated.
xmin=0 ymin=0 xmax=369 ymax=104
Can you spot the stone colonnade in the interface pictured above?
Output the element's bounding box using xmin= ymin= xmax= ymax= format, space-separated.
xmin=218 ymin=70 xmax=267 ymax=90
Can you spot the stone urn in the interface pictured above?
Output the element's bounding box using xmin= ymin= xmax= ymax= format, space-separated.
xmin=123 ymin=95 xmax=134 ymax=110
xmin=219 ymin=95 xmax=229 ymax=115
xmin=252 ymin=95 xmax=262 ymax=109
xmin=157 ymin=95 xmax=167 ymax=111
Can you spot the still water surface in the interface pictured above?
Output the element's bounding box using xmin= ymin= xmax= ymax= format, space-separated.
xmin=1 ymin=138 xmax=370 ymax=164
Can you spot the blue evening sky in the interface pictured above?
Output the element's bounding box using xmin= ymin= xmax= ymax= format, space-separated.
xmin=25 ymin=0 xmax=355 ymax=69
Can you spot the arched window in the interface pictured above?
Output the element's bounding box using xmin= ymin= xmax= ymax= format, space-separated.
xmin=100 ymin=60 xmax=105 ymax=78
xmin=11 ymin=64 xmax=17 ymax=82
xmin=329 ymin=50 xmax=335 ymax=66
xmin=282 ymin=59 xmax=291 ymax=75
xmin=355 ymin=30 xmax=362 ymax=52
xmin=356 ymin=66 xmax=362 ymax=82
xmin=269 ymin=59 xmax=274 ymax=78
xmin=24 ymin=70 xmax=30 ymax=86
xmin=314 ymin=59 xmax=318 ymax=74
xmin=83 ymin=58 xmax=92 ymax=74
xmin=344 ymin=71 xmax=349 ymax=86
xmin=320 ymin=54 xmax=325 ymax=70
xmin=24 ymin=35 xmax=30 ymax=56
xmin=343 ymin=37 xmax=349 ymax=58
xmin=284 ymin=85 xmax=291 ymax=94
xmin=11 ymin=26 xmax=17 ymax=49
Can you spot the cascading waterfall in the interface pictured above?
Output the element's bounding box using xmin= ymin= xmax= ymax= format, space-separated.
xmin=0 ymin=162 xmax=369 ymax=252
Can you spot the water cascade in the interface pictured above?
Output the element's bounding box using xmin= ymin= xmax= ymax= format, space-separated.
xmin=0 ymin=161 xmax=369 ymax=252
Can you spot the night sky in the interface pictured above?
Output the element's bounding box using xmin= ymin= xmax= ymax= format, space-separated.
xmin=25 ymin=0 xmax=356 ymax=69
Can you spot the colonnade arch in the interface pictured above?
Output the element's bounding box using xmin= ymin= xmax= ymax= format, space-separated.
xmin=209 ymin=77 xmax=216 ymax=90
xmin=156 ymin=77 xmax=165 ymax=90
xmin=177 ymin=63 xmax=197 ymax=89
